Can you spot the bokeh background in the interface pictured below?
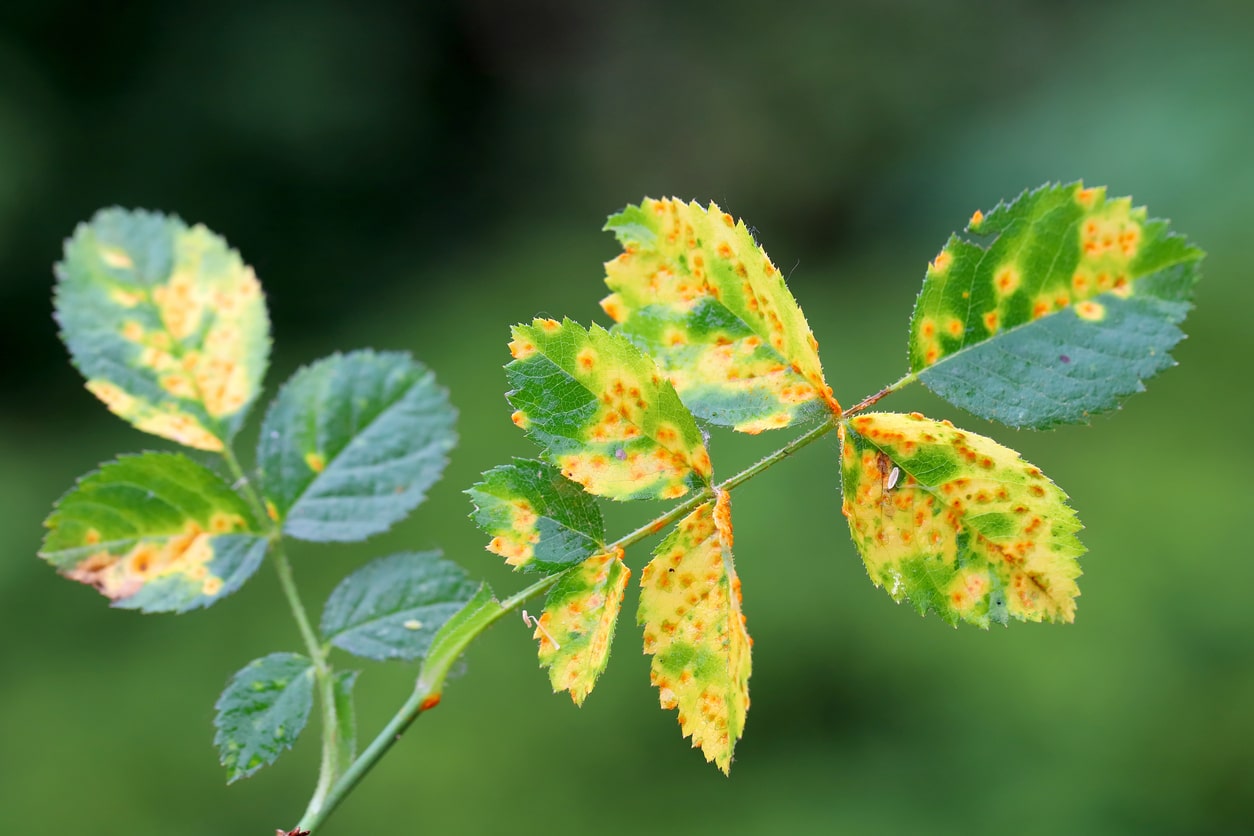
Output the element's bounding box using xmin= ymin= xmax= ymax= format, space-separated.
xmin=2 ymin=1 xmax=1251 ymax=833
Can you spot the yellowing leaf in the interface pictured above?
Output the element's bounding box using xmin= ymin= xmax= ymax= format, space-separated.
xmin=533 ymin=548 xmax=631 ymax=705
xmin=40 ymin=453 xmax=268 ymax=613
xmin=637 ymin=490 xmax=751 ymax=773
xmin=505 ymin=318 xmax=712 ymax=501
xmin=55 ymin=209 xmax=270 ymax=451
xmin=603 ymin=198 xmax=839 ymax=433
xmin=840 ymin=412 xmax=1084 ymax=627
xmin=910 ymin=182 xmax=1203 ymax=428
xmin=467 ymin=459 xmax=605 ymax=573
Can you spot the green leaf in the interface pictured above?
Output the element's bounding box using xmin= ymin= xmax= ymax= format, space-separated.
xmin=417 ymin=583 xmax=502 ymax=696
xmin=909 ymin=182 xmax=1204 ymax=428
xmin=214 ymin=652 xmax=315 ymax=783
xmin=467 ymin=458 xmax=606 ymax=572
xmin=54 ymin=208 xmax=270 ymax=451
xmin=333 ymin=669 xmax=360 ymax=769
xmin=40 ymin=452 xmax=267 ymax=613
xmin=532 ymin=549 xmax=630 ymax=705
xmin=506 ymin=318 xmax=712 ymax=501
xmin=320 ymin=551 xmax=481 ymax=661
xmin=839 ymin=412 xmax=1085 ymax=627
xmin=602 ymin=198 xmax=840 ymax=433
xmin=256 ymin=350 xmax=456 ymax=542
xmin=638 ymin=490 xmax=751 ymax=774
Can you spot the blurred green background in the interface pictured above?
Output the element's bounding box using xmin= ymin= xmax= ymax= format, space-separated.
xmin=2 ymin=1 xmax=1251 ymax=833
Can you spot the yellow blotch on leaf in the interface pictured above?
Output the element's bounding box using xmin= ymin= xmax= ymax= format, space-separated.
xmin=63 ymin=519 xmax=227 ymax=604
xmin=99 ymin=247 xmax=134 ymax=269
xmin=1075 ymin=300 xmax=1106 ymax=321
xmin=536 ymin=549 xmax=630 ymax=706
xmin=304 ymin=452 xmax=326 ymax=473
xmin=993 ymin=265 xmax=1020 ymax=296
xmin=638 ymin=492 xmax=751 ymax=773
xmin=508 ymin=337 xmax=537 ymax=360
xmin=108 ymin=287 xmax=146 ymax=308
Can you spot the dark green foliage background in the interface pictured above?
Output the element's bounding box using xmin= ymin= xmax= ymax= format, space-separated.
xmin=1 ymin=1 xmax=1249 ymax=833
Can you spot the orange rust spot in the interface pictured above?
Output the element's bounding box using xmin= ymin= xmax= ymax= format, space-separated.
xmin=946 ymin=318 xmax=963 ymax=338
xmin=1076 ymin=187 xmax=1099 ymax=207
xmin=930 ymin=249 xmax=953 ymax=273
xmin=994 ymin=266 xmax=1019 ymax=295
xmin=1075 ymin=300 xmax=1106 ymax=321
xmin=924 ymin=345 xmax=940 ymax=366
xmin=577 ymin=347 xmax=597 ymax=371
xmin=508 ymin=338 xmax=536 ymax=360
xmin=982 ymin=311 xmax=1000 ymax=333
xmin=266 ymin=500 xmax=280 ymax=522
xmin=599 ymin=294 xmax=626 ymax=323
xmin=1112 ymin=275 xmax=1131 ymax=297
xmin=1032 ymin=300 xmax=1051 ymax=319
xmin=510 ymin=410 xmax=529 ymax=428
xmin=419 ymin=693 xmax=442 ymax=711
xmin=305 ymin=452 xmax=326 ymax=473
xmin=969 ymin=209 xmax=984 ymax=227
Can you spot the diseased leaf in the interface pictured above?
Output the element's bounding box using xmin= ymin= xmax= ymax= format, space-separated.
xmin=54 ymin=208 xmax=270 ymax=451
xmin=467 ymin=458 xmax=606 ymax=572
xmin=506 ymin=318 xmax=712 ymax=501
xmin=533 ymin=548 xmax=630 ymax=705
xmin=214 ymin=653 xmax=315 ymax=783
xmin=256 ymin=350 xmax=456 ymax=542
xmin=602 ymin=198 xmax=840 ymax=433
xmin=638 ymin=490 xmax=751 ymax=774
xmin=320 ymin=552 xmax=480 ymax=661
xmin=40 ymin=452 xmax=268 ymax=613
xmin=840 ymin=412 xmax=1084 ymax=627
xmin=910 ymin=182 xmax=1204 ymax=428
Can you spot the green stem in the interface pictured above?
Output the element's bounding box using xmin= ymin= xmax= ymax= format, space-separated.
xmin=219 ymin=444 xmax=341 ymax=827
xmin=273 ymin=546 xmax=340 ymax=825
xmin=297 ymin=574 xmax=558 ymax=833
xmin=840 ymin=371 xmax=918 ymax=418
